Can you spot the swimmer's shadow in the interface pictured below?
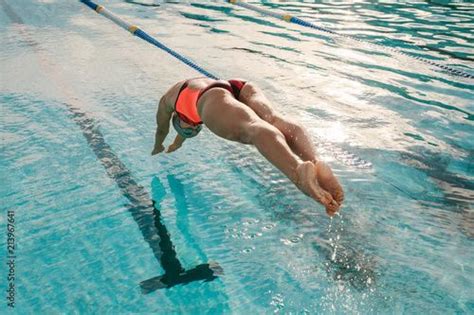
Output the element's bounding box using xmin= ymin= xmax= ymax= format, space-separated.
xmin=139 ymin=180 xmax=222 ymax=294
xmin=140 ymin=260 xmax=222 ymax=293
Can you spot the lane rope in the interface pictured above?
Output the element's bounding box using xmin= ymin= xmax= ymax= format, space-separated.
xmin=228 ymin=0 xmax=474 ymax=79
xmin=80 ymin=0 xmax=219 ymax=80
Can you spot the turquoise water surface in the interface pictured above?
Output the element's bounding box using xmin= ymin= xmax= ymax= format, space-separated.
xmin=1 ymin=0 xmax=473 ymax=313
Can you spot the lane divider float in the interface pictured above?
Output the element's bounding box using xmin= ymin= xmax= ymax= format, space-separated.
xmin=81 ymin=0 xmax=219 ymax=79
xmin=228 ymin=0 xmax=474 ymax=79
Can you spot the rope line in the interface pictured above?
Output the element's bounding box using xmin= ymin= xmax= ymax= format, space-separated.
xmin=80 ymin=0 xmax=219 ymax=80
xmin=228 ymin=0 xmax=474 ymax=79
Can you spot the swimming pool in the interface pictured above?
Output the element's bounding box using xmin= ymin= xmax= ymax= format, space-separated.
xmin=1 ymin=0 xmax=473 ymax=313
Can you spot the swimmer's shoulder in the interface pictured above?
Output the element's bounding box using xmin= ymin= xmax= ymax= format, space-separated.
xmin=161 ymin=80 xmax=186 ymax=112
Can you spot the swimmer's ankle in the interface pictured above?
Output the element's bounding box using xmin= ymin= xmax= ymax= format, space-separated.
xmin=295 ymin=161 xmax=313 ymax=185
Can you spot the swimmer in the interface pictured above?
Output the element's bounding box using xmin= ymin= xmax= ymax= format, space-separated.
xmin=152 ymin=78 xmax=344 ymax=215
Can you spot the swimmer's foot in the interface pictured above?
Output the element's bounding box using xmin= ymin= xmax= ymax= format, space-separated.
xmin=314 ymin=161 xmax=344 ymax=216
xmin=295 ymin=161 xmax=344 ymax=216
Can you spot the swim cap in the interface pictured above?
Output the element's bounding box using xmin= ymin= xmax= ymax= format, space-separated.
xmin=172 ymin=113 xmax=202 ymax=138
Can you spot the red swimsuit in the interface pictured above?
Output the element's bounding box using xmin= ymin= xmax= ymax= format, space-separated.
xmin=174 ymin=79 xmax=246 ymax=125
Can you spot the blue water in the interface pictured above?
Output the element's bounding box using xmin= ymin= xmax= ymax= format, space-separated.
xmin=1 ymin=0 xmax=473 ymax=313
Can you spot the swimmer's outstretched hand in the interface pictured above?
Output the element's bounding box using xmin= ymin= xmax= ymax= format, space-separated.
xmin=296 ymin=161 xmax=344 ymax=216
xmin=151 ymin=144 xmax=165 ymax=155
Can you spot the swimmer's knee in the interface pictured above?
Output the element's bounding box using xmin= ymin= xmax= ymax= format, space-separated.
xmin=288 ymin=121 xmax=305 ymax=136
xmin=243 ymin=121 xmax=283 ymax=145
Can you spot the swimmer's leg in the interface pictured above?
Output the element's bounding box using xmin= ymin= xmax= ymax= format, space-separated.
xmin=239 ymin=83 xmax=344 ymax=212
xmin=199 ymin=90 xmax=337 ymax=212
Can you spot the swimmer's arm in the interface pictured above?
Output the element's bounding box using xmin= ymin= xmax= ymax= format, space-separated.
xmin=152 ymin=96 xmax=172 ymax=155
xmin=166 ymin=134 xmax=185 ymax=153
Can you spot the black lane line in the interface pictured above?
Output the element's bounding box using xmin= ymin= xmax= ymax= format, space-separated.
xmin=1 ymin=0 xmax=220 ymax=293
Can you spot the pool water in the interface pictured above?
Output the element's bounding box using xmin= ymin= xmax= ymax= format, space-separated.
xmin=1 ymin=0 xmax=473 ymax=313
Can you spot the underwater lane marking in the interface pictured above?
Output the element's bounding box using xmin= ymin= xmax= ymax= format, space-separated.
xmin=0 ymin=0 xmax=221 ymax=293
